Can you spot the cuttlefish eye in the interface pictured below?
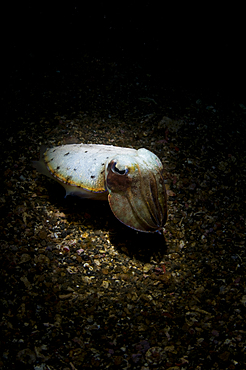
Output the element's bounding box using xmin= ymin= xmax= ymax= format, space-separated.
xmin=111 ymin=162 xmax=128 ymax=176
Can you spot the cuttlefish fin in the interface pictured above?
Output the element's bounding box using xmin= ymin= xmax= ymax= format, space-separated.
xmin=32 ymin=145 xmax=54 ymax=180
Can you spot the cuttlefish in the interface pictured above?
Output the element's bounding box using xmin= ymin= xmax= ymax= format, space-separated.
xmin=33 ymin=144 xmax=167 ymax=233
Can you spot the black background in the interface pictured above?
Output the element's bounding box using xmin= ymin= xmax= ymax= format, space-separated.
xmin=3 ymin=2 xmax=245 ymax=98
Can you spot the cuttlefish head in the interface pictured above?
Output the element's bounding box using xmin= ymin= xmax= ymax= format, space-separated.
xmin=105 ymin=148 xmax=167 ymax=233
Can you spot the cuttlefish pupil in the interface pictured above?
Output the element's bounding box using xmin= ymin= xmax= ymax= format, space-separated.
xmin=112 ymin=162 xmax=128 ymax=175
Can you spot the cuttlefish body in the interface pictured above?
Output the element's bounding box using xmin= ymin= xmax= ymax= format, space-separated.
xmin=33 ymin=144 xmax=167 ymax=233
